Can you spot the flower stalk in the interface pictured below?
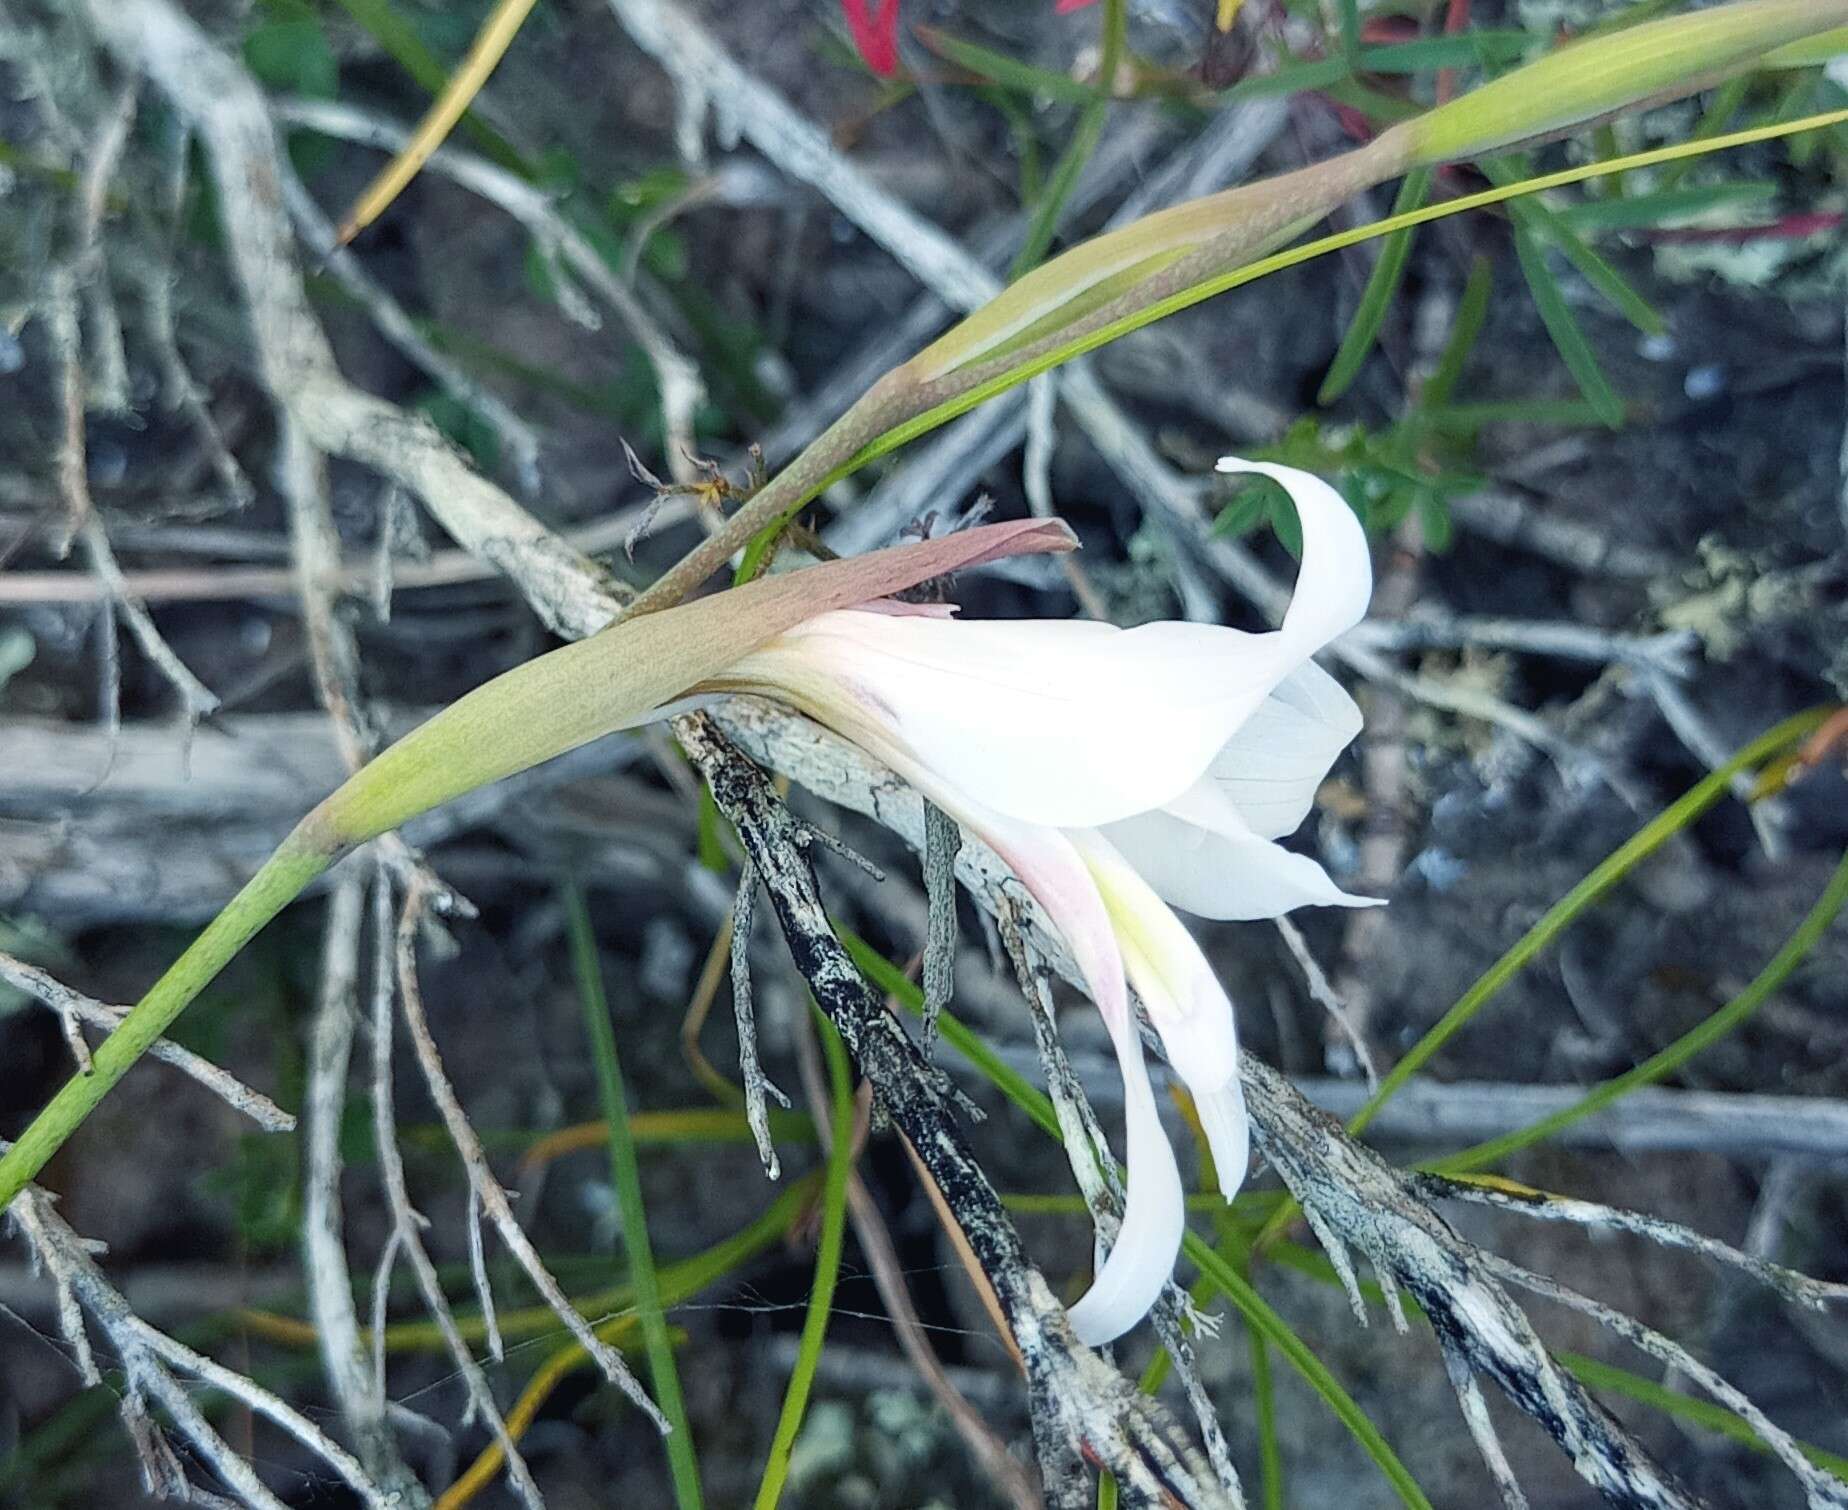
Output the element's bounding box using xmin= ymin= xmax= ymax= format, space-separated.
xmin=624 ymin=0 xmax=1848 ymax=619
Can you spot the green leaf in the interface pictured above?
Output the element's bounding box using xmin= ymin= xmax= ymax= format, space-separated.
xmin=752 ymin=1011 xmax=855 ymax=1510
xmin=1354 ymin=32 xmax=1530 ymax=75
xmin=1487 ymin=159 xmax=1664 ymax=336
xmin=1318 ymin=166 xmax=1434 ymax=405
xmin=566 ymin=885 xmax=704 ymax=1510
xmin=1510 ymin=226 xmax=1625 ymax=428
xmin=1560 ymin=1354 xmax=1848 ymax=1481
xmin=915 ymin=26 xmax=1101 ymax=106
xmin=1010 ymin=0 xmax=1127 ymax=278
xmin=1186 ymin=1239 xmax=1436 ymax=1510
xmin=1421 ymin=253 xmax=1493 ymax=410
xmin=1555 ymin=180 xmax=1778 ymax=233
xmin=1415 ymin=490 xmax=1453 ymax=552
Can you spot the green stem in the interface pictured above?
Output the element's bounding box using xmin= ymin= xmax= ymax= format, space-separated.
xmin=752 ymin=1011 xmax=855 ymax=1509
xmin=565 ymin=883 xmax=703 ymax=1510
xmin=0 ymin=829 xmax=331 ymax=1208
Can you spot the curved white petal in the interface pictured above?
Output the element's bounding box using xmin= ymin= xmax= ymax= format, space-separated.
xmin=837 ymin=755 xmax=1186 ymax=1346
xmin=1216 ymin=456 xmax=1374 ymax=658
xmin=1072 ymin=828 xmax=1254 ymax=1206
xmin=1103 ymin=784 xmax=1381 ymax=922
xmin=1064 ymin=1014 xmax=1187 ymax=1347
xmin=1208 ymin=661 xmax=1362 ymax=841
xmin=718 ymin=462 xmax=1370 ymax=831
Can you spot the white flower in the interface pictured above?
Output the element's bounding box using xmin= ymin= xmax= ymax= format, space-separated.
xmin=709 ymin=457 xmax=1378 ymax=1343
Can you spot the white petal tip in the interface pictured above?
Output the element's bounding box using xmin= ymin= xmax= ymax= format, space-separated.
xmin=1065 ymin=1040 xmax=1187 ymax=1347
xmin=1194 ymin=1081 xmax=1251 ymax=1203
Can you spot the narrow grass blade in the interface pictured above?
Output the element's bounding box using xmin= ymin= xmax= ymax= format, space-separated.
xmin=1511 ymin=225 xmax=1624 ymax=426
xmin=752 ymin=1012 xmax=855 ymax=1509
xmin=1559 ymin=1354 xmax=1848 ymax=1480
xmin=1318 ymin=166 xmax=1434 ymax=404
xmin=1186 ymin=1236 xmax=1435 ymax=1510
xmin=1430 ymin=847 xmax=1848 ymax=1174
xmin=432 ymin=1177 xmax=818 ymax=1505
xmin=1348 ymin=707 xmax=1830 ymax=1138
xmin=1010 ymin=0 xmax=1126 ymax=278
xmin=564 ymin=883 xmax=703 ymax=1509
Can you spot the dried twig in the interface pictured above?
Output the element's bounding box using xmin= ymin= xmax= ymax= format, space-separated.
xmin=391 ymin=875 xmax=667 ymax=1429
xmin=728 ymin=859 xmax=791 ymax=1177
xmin=271 ymin=95 xmax=706 ymax=479
xmin=0 ymin=951 xmax=291 ymax=1129
xmin=80 ymin=0 xmax=627 ymax=642
xmin=366 ymin=866 xmax=545 ymax=1509
xmin=789 ymin=990 xmax=1044 ymax=1510
xmin=300 ymin=874 xmax=427 ymax=1502
xmin=7 ymin=1166 xmax=392 ymax=1509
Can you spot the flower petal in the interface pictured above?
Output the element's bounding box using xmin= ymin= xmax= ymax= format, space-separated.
xmin=721 ymin=464 xmax=1370 ymax=832
xmin=849 ymin=763 xmax=1186 ymax=1346
xmin=1072 ymin=828 xmax=1253 ymax=1202
xmin=1193 ymin=1077 xmax=1251 ymax=1203
xmin=1207 ymin=661 xmax=1362 ymax=841
xmin=1102 ymin=789 xmax=1381 ymax=922
xmin=1215 ymin=456 xmax=1374 ymax=658
xmin=958 ymin=807 xmax=1187 ymax=1346
xmin=1065 ymin=1019 xmax=1186 ymax=1346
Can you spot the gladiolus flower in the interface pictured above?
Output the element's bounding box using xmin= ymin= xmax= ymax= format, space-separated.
xmin=706 ymin=457 xmax=1378 ymax=1342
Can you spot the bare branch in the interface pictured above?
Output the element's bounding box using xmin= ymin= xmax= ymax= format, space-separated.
xmin=0 ymin=951 xmax=292 ymax=1130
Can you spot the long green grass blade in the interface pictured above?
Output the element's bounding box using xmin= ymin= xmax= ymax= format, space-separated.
xmin=565 ymin=884 xmax=704 ymax=1509
xmin=1186 ymin=1236 xmax=1435 ymax=1510
xmin=752 ymin=1012 xmax=855 ymax=1509
xmin=1348 ymin=706 xmax=1830 ymax=1139
xmin=1251 ymin=1316 xmax=1285 ymax=1510
xmin=1430 ymin=846 xmax=1848 ymax=1174
xmin=1010 ymin=0 xmax=1126 ymax=278
xmin=1560 ymin=1354 xmax=1848 ymax=1479
xmin=1511 ymin=225 xmax=1625 ymax=426
xmin=1556 ymin=180 xmax=1778 ymax=232
xmin=1318 ymin=166 xmax=1434 ymax=404
xmin=916 ymin=26 xmax=1100 ymax=105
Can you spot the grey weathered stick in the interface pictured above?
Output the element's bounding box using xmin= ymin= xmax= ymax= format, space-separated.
xmin=729 ymin=858 xmax=791 ymax=1178
xmin=675 ymin=710 xmax=1230 ymax=1510
xmin=7 ymin=1163 xmax=392 ymax=1509
xmin=300 ymin=874 xmax=427 ymax=1501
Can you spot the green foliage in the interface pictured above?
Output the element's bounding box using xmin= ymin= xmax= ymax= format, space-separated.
xmin=201 ymin=1132 xmax=301 ymax=1253
xmin=1213 ymin=415 xmax=1480 ymax=555
xmin=416 ymin=388 xmax=502 ymax=474
xmin=566 ymin=885 xmax=704 ymax=1509
xmin=244 ymin=16 xmax=339 ymax=98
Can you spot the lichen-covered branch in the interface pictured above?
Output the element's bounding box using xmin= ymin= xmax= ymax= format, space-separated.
xmin=674 ymin=710 xmax=1230 ymax=1510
